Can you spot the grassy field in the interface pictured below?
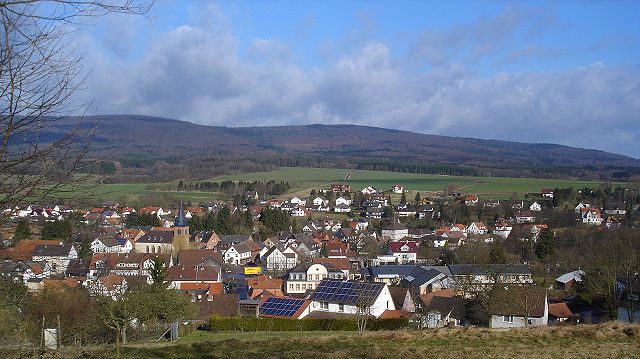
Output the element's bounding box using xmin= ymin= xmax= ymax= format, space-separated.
xmin=72 ymin=167 xmax=628 ymax=204
xmin=212 ymin=167 xmax=622 ymax=200
xmin=9 ymin=324 xmax=640 ymax=359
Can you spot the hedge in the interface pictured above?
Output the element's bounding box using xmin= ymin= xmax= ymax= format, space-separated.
xmin=209 ymin=316 xmax=408 ymax=332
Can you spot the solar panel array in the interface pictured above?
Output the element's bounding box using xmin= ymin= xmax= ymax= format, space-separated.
xmin=311 ymin=280 xmax=384 ymax=306
xmin=259 ymin=297 xmax=306 ymax=318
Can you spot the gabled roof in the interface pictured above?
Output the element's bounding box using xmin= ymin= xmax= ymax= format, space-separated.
xmin=136 ymin=230 xmax=174 ymax=244
xmin=389 ymin=241 xmax=418 ymax=254
xmin=448 ymin=264 xmax=531 ymax=276
xmin=177 ymin=249 xmax=223 ymax=266
xmin=548 ymin=302 xmax=573 ymax=318
xmin=425 ymin=296 xmax=465 ymax=319
xmin=32 ymin=244 xmax=74 ymax=257
xmin=490 ymin=286 xmax=546 ymax=318
xmin=166 ymin=265 xmax=219 ymax=282
xmin=312 ymin=257 xmax=351 ymax=271
xmin=404 ymin=267 xmax=445 ymax=287
xmin=0 ymin=240 xmax=63 ymax=261
xmin=310 ymin=279 xmax=385 ymax=306
xmin=258 ymin=296 xmax=311 ymax=319
xmin=555 ymin=270 xmax=584 ymax=284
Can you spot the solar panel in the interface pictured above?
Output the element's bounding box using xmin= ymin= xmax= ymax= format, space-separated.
xmin=310 ymin=280 xmax=384 ymax=306
xmin=259 ymin=297 xmax=307 ymax=317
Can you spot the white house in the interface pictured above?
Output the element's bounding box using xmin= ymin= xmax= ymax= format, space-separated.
xmin=361 ymin=186 xmax=380 ymax=195
xmin=489 ymin=288 xmax=548 ymax=328
xmin=466 ymin=222 xmax=488 ymax=235
xmin=529 ymin=202 xmax=542 ymax=212
xmin=31 ymin=244 xmax=78 ymax=275
xmin=580 ymin=208 xmax=603 ymax=225
xmin=392 ymin=185 xmax=404 ymax=194
xmin=290 ymin=197 xmax=307 ymax=207
xmin=285 ymin=262 xmax=347 ymax=295
xmin=91 ymin=237 xmax=124 ymax=254
xmin=334 ymin=204 xmax=351 ymax=213
xmin=494 ymin=222 xmax=513 ymax=239
xmin=223 ymin=242 xmax=253 ymax=265
xmin=388 ymin=241 xmax=418 ymax=264
xmin=308 ymin=279 xmax=396 ymax=318
xmin=262 ymin=246 xmax=299 ymax=273
xmin=335 ymin=197 xmax=352 ymax=206
xmin=312 ymin=197 xmax=329 ymax=207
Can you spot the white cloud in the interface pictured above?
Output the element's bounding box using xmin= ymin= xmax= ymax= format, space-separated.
xmin=76 ymin=9 xmax=640 ymax=158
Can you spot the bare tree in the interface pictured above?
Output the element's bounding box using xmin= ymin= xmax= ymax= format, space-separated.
xmin=0 ymin=1 xmax=151 ymax=220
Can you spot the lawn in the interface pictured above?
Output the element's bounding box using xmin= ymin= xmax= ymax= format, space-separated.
xmin=10 ymin=324 xmax=639 ymax=359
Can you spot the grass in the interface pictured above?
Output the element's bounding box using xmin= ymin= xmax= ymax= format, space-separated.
xmin=212 ymin=167 xmax=624 ymax=200
xmin=8 ymin=323 xmax=639 ymax=359
xmin=42 ymin=167 xmax=628 ymax=204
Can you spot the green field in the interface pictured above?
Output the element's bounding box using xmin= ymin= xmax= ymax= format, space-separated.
xmin=212 ymin=167 xmax=622 ymax=199
xmin=9 ymin=324 xmax=639 ymax=359
xmin=79 ymin=167 xmax=628 ymax=204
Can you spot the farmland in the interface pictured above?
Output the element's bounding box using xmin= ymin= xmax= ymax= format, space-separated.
xmin=211 ymin=167 xmax=623 ymax=199
xmin=79 ymin=167 xmax=629 ymax=204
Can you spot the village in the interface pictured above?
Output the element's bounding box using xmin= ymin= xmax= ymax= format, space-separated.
xmin=0 ymin=181 xmax=639 ymax=342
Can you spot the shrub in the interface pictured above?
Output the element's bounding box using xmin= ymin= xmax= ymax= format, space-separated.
xmin=208 ymin=317 xmax=408 ymax=332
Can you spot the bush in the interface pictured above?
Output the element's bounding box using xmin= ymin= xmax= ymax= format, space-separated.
xmin=208 ymin=316 xmax=408 ymax=332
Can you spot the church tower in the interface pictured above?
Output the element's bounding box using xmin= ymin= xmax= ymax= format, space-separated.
xmin=172 ymin=200 xmax=190 ymax=254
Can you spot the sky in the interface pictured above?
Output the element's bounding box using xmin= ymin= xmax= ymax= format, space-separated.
xmin=72 ymin=0 xmax=640 ymax=158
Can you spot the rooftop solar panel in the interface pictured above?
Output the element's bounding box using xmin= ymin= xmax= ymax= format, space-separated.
xmin=259 ymin=297 xmax=307 ymax=318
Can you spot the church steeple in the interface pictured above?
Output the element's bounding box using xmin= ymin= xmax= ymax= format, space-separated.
xmin=175 ymin=200 xmax=187 ymax=227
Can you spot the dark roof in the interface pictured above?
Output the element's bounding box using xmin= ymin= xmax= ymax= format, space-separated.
xmin=310 ymin=279 xmax=385 ymax=306
xmin=404 ymin=267 xmax=445 ymax=287
xmin=490 ymin=286 xmax=546 ymax=318
xmin=137 ymin=230 xmax=174 ymax=244
xmin=448 ymin=264 xmax=531 ymax=276
xmin=32 ymin=244 xmax=73 ymax=257
xmin=66 ymin=258 xmax=90 ymax=277
xmin=258 ymin=296 xmax=309 ymax=318
xmin=177 ymin=249 xmax=223 ymax=267
xmin=175 ymin=201 xmax=188 ymax=227
xmin=388 ymin=286 xmax=409 ymax=309
xmin=425 ymin=296 xmax=465 ymax=319
xmin=193 ymin=294 xmax=239 ymax=320
xmin=362 ymin=264 xmax=421 ymax=278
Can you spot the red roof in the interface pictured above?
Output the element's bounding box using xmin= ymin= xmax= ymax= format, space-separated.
xmin=548 ymin=302 xmax=573 ymax=318
xmin=389 ymin=241 xmax=418 ymax=253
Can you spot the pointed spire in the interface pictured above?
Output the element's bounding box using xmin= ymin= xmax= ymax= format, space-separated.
xmin=175 ymin=200 xmax=187 ymax=227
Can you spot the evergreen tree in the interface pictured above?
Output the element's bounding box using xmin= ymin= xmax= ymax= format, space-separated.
xmin=415 ymin=192 xmax=421 ymax=203
xmin=150 ymin=257 xmax=168 ymax=289
xmin=14 ymin=219 xmax=31 ymax=241
xmin=400 ymin=192 xmax=407 ymax=204
xmin=535 ymin=229 xmax=555 ymax=262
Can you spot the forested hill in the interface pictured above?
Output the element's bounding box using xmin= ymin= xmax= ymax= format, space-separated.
xmin=51 ymin=115 xmax=640 ymax=180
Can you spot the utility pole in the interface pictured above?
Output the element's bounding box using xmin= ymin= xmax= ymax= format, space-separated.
xmin=57 ymin=315 xmax=61 ymax=348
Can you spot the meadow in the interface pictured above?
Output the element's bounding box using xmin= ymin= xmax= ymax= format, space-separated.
xmin=9 ymin=323 xmax=640 ymax=359
xmin=78 ymin=167 xmax=627 ymax=204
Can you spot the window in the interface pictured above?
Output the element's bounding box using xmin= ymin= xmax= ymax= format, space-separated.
xmin=338 ymin=304 xmax=344 ymax=312
xmin=295 ymin=284 xmax=300 ymax=291
xmin=503 ymin=315 xmax=514 ymax=323
xmin=321 ymin=302 xmax=329 ymax=310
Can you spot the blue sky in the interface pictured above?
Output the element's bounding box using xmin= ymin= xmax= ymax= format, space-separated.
xmin=74 ymin=0 xmax=640 ymax=157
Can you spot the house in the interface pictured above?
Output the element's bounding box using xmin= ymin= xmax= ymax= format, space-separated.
xmin=261 ymin=245 xmax=299 ymax=273
xmin=388 ymin=287 xmax=416 ymax=313
xmin=555 ymin=270 xmax=584 ymax=291
xmin=574 ymin=202 xmax=591 ymax=213
xmin=361 ymin=186 xmax=380 ymax=195
xmin=396 ymin=204 xmax=417 ymax=217
xmin=548 ymin=302 xmax=575 ymax=324
xmin=422 ymin=295 xmax=465 ymax=328
xmin=580 ymin=208 xmax=603 ymax=225
xmin=224 ymin=240 xmax=261 ymax=265
xmin=88 ymin=274 xmax=127 ymax=300
xmin=91 ymin=236 xmax=125 ymax=254
xmin=529 ymin=202 xmax=542 ymax=212
xmin=605 ymin=215 xmax=623 ymax=229
xmin=308 ymin=279 xmax=395 ymax=318
xmin=401 ymin=266 xmax=449 ymax=295
xmin=388 ymin=240 xmax=418 ymax=264
xmin=247 ymin=275 xmax=284 ymax=299
xmin=0 ymin=239 xmax=63 ymax=261
xmin=88 ymin=252 xmax=172 ymax=281
xmin=257 ymin=296 xmax=312 ymax=319
xmin=335 ymin=197 xmax=352 ymax=206
xmin=334 ymin=204 xmax=352 ymax=213
xmin=541 ymin=189 xmax=554 ymax=198
xmin=381 ymin=222 xmax=409 ymax=241
xmin=489 ymin=287 xmax=548 ymax=328
xmin=493 ymin=222 xmax=513 ymax=239
xmin=331 ymin=184 xmax=351 ymax=193
xmin=464 ymin=194 xmax=478 ymax=206
xmin=285 ymin=262 xmax=347 ymax=295
xmin=177 ymin=249 xmax=223 ymax=269
xmin=166 ymin=264 xmax=221 ymax=289
xmin=466 ymin=222 xmax=488 ymax=235
xmin=312 ymin=257 xmax=353 ymax=279
xmin=617 ymin=278 xmax=640 ymax=323
xmin=289 ymin=197 xmax=307 ymax=207
xmin=365 ymin=207 xmax=383 ymax=219
xmin=311 ymin=196 xmax=329 ymax=207
xmin=448 ymin=264 xmax=533 ymax=294
xmin=392 ymin=185 xmax=404 ymax=194
xmin=515 ymin=211 xmax=536 ymax=224
xmin=31 ymin=244 xmax=78 ymax=275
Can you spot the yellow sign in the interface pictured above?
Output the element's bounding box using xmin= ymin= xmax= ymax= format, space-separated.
xmin=243 ymin=267 xmax=262 ymax=275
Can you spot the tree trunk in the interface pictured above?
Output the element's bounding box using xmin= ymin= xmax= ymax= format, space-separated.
xmin=115 ymin=326 xmax=121 ymax=359
xmin=121 ymin=323 xmax=127 ymax=346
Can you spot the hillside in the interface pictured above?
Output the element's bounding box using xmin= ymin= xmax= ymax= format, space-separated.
xmin=44 ymin=115 xmax=640 ymax=179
